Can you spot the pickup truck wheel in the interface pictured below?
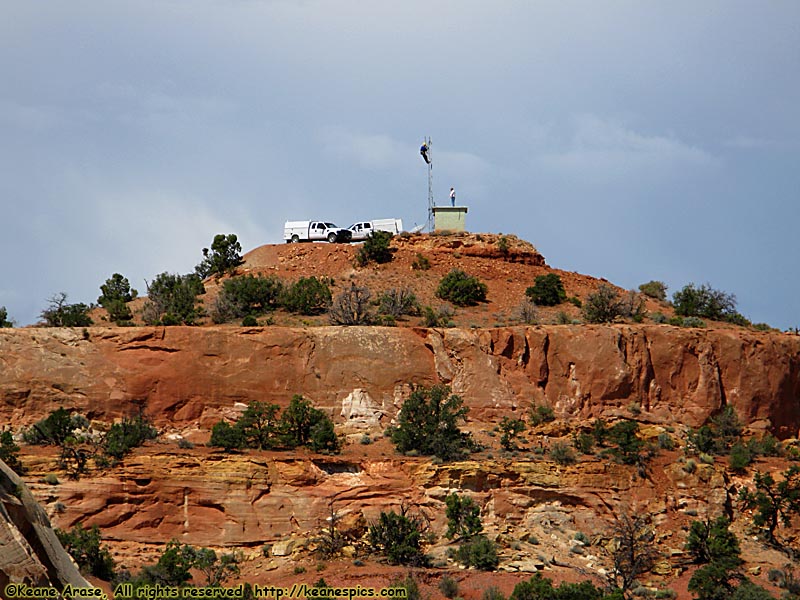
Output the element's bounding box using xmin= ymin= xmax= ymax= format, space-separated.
xmin=291 ymin=235 xmax=300 ymax=243
xmin=327 ymin=233 xmax=338 ymax=243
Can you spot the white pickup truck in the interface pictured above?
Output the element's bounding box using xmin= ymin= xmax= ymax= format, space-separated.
xmin=284 ymin=221 xmax=353 ymax=244
xmin=347 ymin=218 xmax=404 ymax=241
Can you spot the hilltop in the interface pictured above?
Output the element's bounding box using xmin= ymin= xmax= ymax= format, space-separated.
xmin=2 ymin=232 xmax=800 ymax=597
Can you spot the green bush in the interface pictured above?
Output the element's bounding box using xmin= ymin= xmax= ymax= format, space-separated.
xmin=0 ymin=306 xmax=13 ymax=328
xmin=608 ymin=420 xmax=645 ymax=465
xmin=436 ymin=269 xmax=488 ymax=306
xmin=525 ymin=273 xmax=566 ymax=306
xmin=421 ymin=305 xmax=454 ymax=327
xmin=24 ymin=407 xmax=83 ymax=446
xmin=445 ymin=492 xmax=483 ymax=539
xmin=454 ymin=534 xmax=499 ymax=570
xmin=439 ymin=576 xmax=459 ymax=599
xmin=0 ymin=430 xmax=24 ymax=474
xmin=354 ymin=230 xmax=393 ymax=266
xmin=529 ymin=404 xmax=555 ymax=426
xmin=369 ymin=508 xmax=428 ymax=566
xmin=238 ymin=402 xmax=281 ymax=450
xmin=411 ymin=253 xmax=431 ymax=270
xmin=638 ymin=281 xmax=667 ymax=301
xmin=673 ymin=283 xmax=737 ymax=321
xmin=281 ymin=276 xmax=332 ymax=315
xmin=104 ymin=415 xmax=158 ymax=459
xmin=388 ymin=384 xmax=474 ymax=461
xmin=550 ymin=441 xmax=576 ymax=466
xmin=499 ymin=417 xmax=526 ymax=450
xmin=195 ymin=233 xmax=244 ymax=279
xmin=209 ymin=421 xmax=246 ymax=452
xmin=56 ymin=524 xmax=116 ymax=580
xmin=40 ymin=293 xmax=93 ymax=327
xmin=98 ymin=273 xmax=137 ymax=323
xmin=212 ymin=275 xmax=283 ymax=323
xmin=142 ymin=273 xmax=205 ymax=325
xmin=582 ymin=285 xmax=625 ymax=323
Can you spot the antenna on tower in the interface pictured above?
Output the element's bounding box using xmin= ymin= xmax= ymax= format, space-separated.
xmin=420 ymin=136 xmax=433 ymax=231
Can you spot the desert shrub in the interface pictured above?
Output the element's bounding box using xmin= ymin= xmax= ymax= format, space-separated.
xmin=422 ymin=305 xmax=454 ymax=327
xmin=40 ymin=293 xmax=93 ymax=327
xmin=556 ymin=311 xmax=573 ymax=325
xmin=354 ymin=230 xmax=393 ymax=266
xmin=499 ymin=417 xmax=526 ymax=450
xmin=454 ymin=534 xmax=499 ymax=570
xmin=369 ymin=507 xmax=428 ymax=566
xmin=729 ymin=443 xmax=753 ymax=473
xmin=377 ymin=288 xmax=420 ymax=318
xmin=725 ymin=312 xmax=751 ymax=327
xmin=638 ymin=281 xmax=667 ymax=301
xmin=673 ymin=283 xmax=737 ymax=321
xmin=681 ymin=316 xmax=707 ymax=328
xmin=651 ymin=312 xmax=667 ymax=324
xmin=195 ymin=233 xmax=244 ymax=279
xmin=608 ymin=420 xmax=645 ymax=465
xmin=281 ymin=276 xmax=332 ymax=315
xmin=525 ymin=273 xmax=566 ymax=306
xmin=582 ymin=285 xmax=624 ymax=323
xmin=0 ymin=306 xmax=13 ymax=327
xmin=329 ymin=283 xmax=373 ymax=325
xmin=238 ymin=402 xmax=281 ymax=450
xmin=241 ymin=315 xmax=257 ymax=326
xmin=515 ymin=299 xmax=538 ymax=325
xmin=550 ymin=441 xmax=576 ymax=465
xmin=529 ymin=404 xmax=555 ymax=426
xmin=281 ymin=395 xmax=332 ymax=449
xmin=574 ymin=432 xmax=594 ymax=454
xmin=388 ymin=384 xmax=474 ymax=461
xmin=212 ymin=275 xmax=283 ymax=323
xmin=98 ymin=273 xmax=137 ymax=323
xmin=142 ymin=272 xmax=205 ymax=325
xmin=738 ymin=465 xmax=800 ymax=545
xmin=56 ymin=524 xmax=116 ymax=580
xmin=436 ymin=269 xmax=488 ymax=306
xmin=24 ymin=407 xmax=83 ymax=446
xmin=657 ymin=432 xmax=675 ymax=451
xmin=104 ymin=415 xmax=158 ymax=459
xmin=439 ymin=576 xmax=459 ymax=599
xmin=0 ymin=430 xmax=24 ymax=474
xmin=411 ymin=253 xmax=431 ymax=270
xmin=749 ymin=433 xmax=782 ymax=457
xmin=125 ymin=540 xmax=240 ymax=588
xmin=309 ymin=416 xmax=339 ymax=453
xmin=389 ymin=574 xmax=423 ymax=600
xmin=445 ymin=492 xmax=483 ymax=539
xmin=209 ymin=421 xmax=246 ymax=452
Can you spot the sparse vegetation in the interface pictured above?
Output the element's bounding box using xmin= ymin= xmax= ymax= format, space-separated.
xmin=639 ymin=280 xmax=668 ymax=301
xmin=0 ymin=306 xmax=13 ymax=327
xmin=377 ymin=288 xmax=420 ymax=319
xmin=211 ymin=274 xmax=282 ymax=323
xmin=56 ymin=524 xmax=116 ymax=580
xmin=195 ymin=233 xmax=244 ymax=279
xmin=454 ymin=534 xmax=499 ymax=570
xmin=529 ymin=404 xmax=555 ymax=426
xmin=281 ymin=276 xmax=332 ymax=315
xmin=98 ymin=273 xmax=137 ymax=323
xmin=354 ymin=230 xmax=394 ymax=266
xmin=526 ymin=273 xmax=566 ymax=306
xmin=445 ymin=492 xmax=483 ymax=540
xmin=499 ymin=416 xmax=526 ymax=450
xmin=411 ymin=253 xmax=431 ymax=270
xmin=329 ymin=283 xmax=373 ymax=325
xmin=104 ymin=414 xmax=158 ymax=459
xmin=673 ymin=283 xmax=739 ymax=322
xmin=142 ymin=272 xmax=205 ymax=325
xmin=738 ymin=465 xmax=800 ymax=545
xmin=436 ymin=269 xmax=488 ymax=306
xmin=368 ymin=506 xmax=428 ymax=566
xmin=387 ymin=384 xmax=474 ymax=461
xmin=0 ymin=430 xmax=24 ymax=474
xmin=40 ymin=293 xmax=93 ymax=327
xmin=550 ymin=441 xmax=577 ymax=466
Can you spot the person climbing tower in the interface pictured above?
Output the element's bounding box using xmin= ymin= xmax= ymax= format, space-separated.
xmin=420 ymin=141 xmax=430 ymax=164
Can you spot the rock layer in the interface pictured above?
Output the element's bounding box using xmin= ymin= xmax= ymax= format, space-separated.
xmin=1 ymin=325 xmax=799 ymax=437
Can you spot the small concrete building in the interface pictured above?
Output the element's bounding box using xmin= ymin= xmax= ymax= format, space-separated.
xmin=432 ymin=206 xmax=468 ymax=232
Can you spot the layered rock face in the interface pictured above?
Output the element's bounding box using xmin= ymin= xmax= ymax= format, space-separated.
xmin=1 ymin=325 xmax=799 ymax=437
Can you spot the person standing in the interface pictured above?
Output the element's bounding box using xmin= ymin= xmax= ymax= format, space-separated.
xmin=449 ymin=187 xmax=456 ymax=206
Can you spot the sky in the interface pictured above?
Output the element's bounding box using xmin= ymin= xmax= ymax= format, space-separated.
xmin=2 ymin=1 xmax=799 ymax=329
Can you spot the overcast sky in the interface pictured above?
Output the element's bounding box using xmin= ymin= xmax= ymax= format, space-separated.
xmin=2 ymin=1 xmax=798 ymax=329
